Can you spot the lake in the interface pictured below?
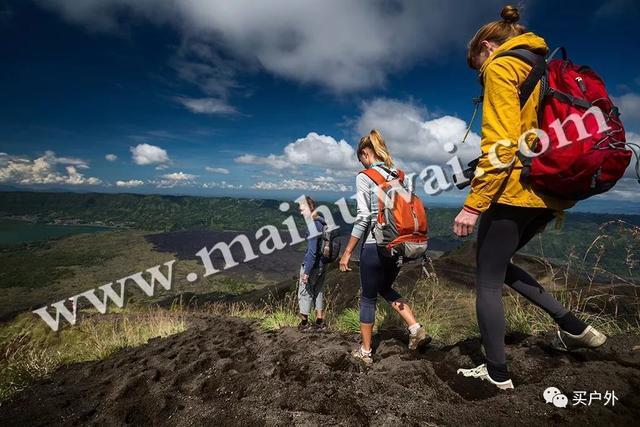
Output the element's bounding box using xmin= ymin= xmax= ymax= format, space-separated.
xmin=0 ymin=220 xmax=112 ymax=245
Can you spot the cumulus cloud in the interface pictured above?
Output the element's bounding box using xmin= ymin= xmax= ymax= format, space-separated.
xmin=613 ymin=92 xmax=640 ymax=122
xmin=105 ymin=153 xmax=118 ymax=162
xmin=130 ymin=143 xmax=170 ymax=167
xmin=205 ymin=166 xmax=230 ymax=174
xmin=235 ymin=132 xmax=359 ymax=171
xmin=356 ymin=98 xmax=481 ymax=171
xmin=161 ymin=172 xmax=197 ymax=181
xmin=235 ymin=154 xmax=291 ymax=170
xmin=174 ymin=96 xmax=237 ymax=115
xmin=116 ymin=179 xmax=144 ymax=188
xmin=0 ymin=151 xmax=101 ymax=185
xmin=38 ymin=0 xmax=500 ymax=92
xmin=253 ymin=178 xmax=352 ymax=192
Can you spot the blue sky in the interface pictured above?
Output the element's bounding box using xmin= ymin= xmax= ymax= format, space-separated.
xmin=1 ymin=0 xmax=639 ymax=211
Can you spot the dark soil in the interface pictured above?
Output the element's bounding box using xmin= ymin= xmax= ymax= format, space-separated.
xmin=2 ymin=315 xmax=639 ymax=426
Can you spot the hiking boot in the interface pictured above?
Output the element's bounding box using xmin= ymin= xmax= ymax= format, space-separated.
xmin=456 ymin=364 xmax=514 ymax=390
xmin=312 ymin=320 xmax=326 ymax=331
xmin=550 ymin=325 xmax=607 ymax=351
xmin=351 ymin=347 xmax=373 ymax=366
xmin=297 ymin=320 xmax=311 ymax=331
xmin=408 ymin=325 xmax=432 ymax=350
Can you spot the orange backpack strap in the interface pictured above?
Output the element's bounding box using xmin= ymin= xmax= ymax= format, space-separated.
xmin=359 ymin=168 xmax=386 ymax=186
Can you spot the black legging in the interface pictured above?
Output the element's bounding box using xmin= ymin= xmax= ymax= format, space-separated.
xmin=476 ymin=203 xmax=572 ymax=379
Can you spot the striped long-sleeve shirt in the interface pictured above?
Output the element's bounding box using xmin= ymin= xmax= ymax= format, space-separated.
xmin=350 ymin=163 xmax=410 ymax=244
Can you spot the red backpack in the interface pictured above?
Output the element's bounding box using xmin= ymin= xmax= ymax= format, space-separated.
xmin=493 ymin=47 xmax=638 ymax=200
xmin=360 ymin=166 xmax=428 ymax=261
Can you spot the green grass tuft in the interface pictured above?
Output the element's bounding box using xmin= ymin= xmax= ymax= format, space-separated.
xmin=260 ymin=310 xmax=299 ymax=331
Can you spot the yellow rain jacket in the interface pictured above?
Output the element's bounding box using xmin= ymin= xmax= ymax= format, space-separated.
xmin=464 ymin=32 xmax=575 ymax=214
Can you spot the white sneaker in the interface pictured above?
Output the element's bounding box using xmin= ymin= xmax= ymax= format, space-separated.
xmin=456 ymin=364 xmax=514 ymax=390
xmin=551 ymin=325 xmax=607 ymax=351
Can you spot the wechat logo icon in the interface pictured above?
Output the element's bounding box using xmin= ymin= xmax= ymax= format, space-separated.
xmin=543 ymin=386 xmax=568 ymax=408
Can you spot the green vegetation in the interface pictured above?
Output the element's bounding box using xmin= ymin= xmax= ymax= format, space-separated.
xmin=0 ymin=191 xmax=332 ymax=232
xmin=0 ymin=237 xmax=121 ymax=290
xmin=261 ymin=311 xmax=300 ymax=331
xmin=0 ymin=219 xmax=110 ymax=245
xmin=332 ymin=308 xmax=361 ymax=333
xmin=2 ymin=191 xmax=638 ymax=278
xmin=0 ymin=230 xmax=264 ymax=320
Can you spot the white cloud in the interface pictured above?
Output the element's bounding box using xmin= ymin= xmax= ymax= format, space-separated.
xmin=599 ymin=177 xmax=640 ymax=200
xmin=38 ymin=0 xmax=501 ymax=92
xmin=162 ymin=172 xmax=197 ymax=181
xmin=323 ymin=168 xmax=356 ymax=178
xmin=202 ymin=180 xmax=243 ymax=189
xmin=613 ymin=92 xmax=640 ymax=122
xmin=313 ymin=176 xmax=335 ymax=183
xmin=235 ymin=132 xmax=359 ymax=171
xmin=623 ymin=132 xmax=640 ymax=179
xmin=356 ymin=98 xmax=481 ymax=170
xmin=130 ymin=143 xmax=170 ymax=167
xmin=146 ymin=171 xmax=198 ymax=188
xmin=253 ymin=178 xmax=352 ymax=192
xmin=235 ymin=153 xmax=291 ymax=170
xmin=105 ymin=153 xmax=118 ymax=162
xmin=205 ymin=166 xmax=230 ymax=174
xmin=174 ymin=96 xmax=237 ymax=115
xmin=116 ymin=179 xmax=144 ymax=188
xmin=0 ymin=151 xmax=101 ymax=186
xmin=50 ymin=154 xmax=90 ymax=169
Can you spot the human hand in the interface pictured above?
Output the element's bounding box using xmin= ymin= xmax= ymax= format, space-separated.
xmin=339 ymin=251 xmax=352 ymax=272
xmin=453 ymin=208 xmax=479 ymax=237
xmin=300 ymin=273 xmax=309 ymax=284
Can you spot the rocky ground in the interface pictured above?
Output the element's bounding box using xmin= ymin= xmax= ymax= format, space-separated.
xmin=1 ymin=315 xmax=639 ymax=426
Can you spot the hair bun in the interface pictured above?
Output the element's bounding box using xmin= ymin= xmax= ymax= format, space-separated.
xmin=501 ymin=5 xmax=520 ymax=24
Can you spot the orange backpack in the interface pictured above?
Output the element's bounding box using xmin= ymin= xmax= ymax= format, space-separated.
xmin=361 ymin=166 xmax=428 ymax=262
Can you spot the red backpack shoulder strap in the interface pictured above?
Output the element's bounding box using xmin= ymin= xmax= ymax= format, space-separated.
xmin=494 ymin=48 xmax=546 ymax=109
xmin=359 ymin=168 xmax=386 ymax=186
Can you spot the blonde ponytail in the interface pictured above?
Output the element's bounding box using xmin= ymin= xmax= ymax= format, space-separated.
xmin=357 ymin=129 xmax=394 ymax=168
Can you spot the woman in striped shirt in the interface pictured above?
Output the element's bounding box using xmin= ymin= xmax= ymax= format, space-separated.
xmin=339 ymin=129 xmax=430 ymax=365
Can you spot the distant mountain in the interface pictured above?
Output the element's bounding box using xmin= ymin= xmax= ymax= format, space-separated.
xmin=1 ymin=190 xmax=638 ymax=278
xmin=0 ymin=185 xmax=23 ymax=192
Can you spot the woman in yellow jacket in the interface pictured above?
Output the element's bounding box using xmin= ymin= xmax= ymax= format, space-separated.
xmin=453 ymin=5 xmax=606 ymax=390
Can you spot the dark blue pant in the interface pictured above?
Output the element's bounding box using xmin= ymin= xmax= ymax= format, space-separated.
xmin=359 ymin=243 xmax=402 ymax=323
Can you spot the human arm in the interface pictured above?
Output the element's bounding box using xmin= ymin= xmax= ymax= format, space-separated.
xmin=340 ymin=174 xmax=371 ymax=272
xmin=339 ymin=235 xmax=360 ymax=272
